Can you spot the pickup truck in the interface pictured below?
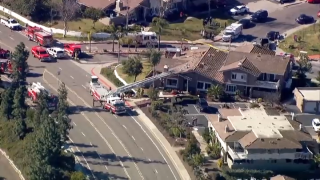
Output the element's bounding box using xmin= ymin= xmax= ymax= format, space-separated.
xmin=47 ymin=47 xmax=66 ymax=59
xmin=0 ymin=18 xmax=20 ymax=30
xmin=31 ymin=46 xmax=53 ymax=62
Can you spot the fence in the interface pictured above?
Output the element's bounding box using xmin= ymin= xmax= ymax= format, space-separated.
xmin=0 ymin=5 xmax=110 ymax=39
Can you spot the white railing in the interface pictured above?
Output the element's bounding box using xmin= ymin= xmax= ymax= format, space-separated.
xmin=0 ymin=5 xmax=110 ymax=38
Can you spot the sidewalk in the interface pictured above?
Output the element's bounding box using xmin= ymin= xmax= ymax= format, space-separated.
xmin=59 ymin=39 xmax=214 ymax=45
xmin=90 ymin=65 xmax=192 ymax=180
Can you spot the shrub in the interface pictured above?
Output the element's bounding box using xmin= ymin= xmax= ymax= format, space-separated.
xmin=202 ymin=127 xmax=211 ymax=144
xmin=249 ymin=103 xmax=260 ymax=108
xmin=217 ymin=158 xmax=223 ymax=169
xmin=257 ymin=98 xmax=263 ymax=103
xmin=100 ymin=67 xmax=124 ymax=87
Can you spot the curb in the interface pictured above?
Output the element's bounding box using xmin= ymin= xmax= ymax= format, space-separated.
xmin=283 ymin=1 xmax=303 ymax=7
xmin=113 ymin=64 xmax=137 ymax=94
xmin=0 ymin=149 xmax=25 ymax=180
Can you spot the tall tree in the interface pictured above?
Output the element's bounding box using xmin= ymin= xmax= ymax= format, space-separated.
xmin=57 ymin=0 xmax=80 ymax=37
xmin=122 ymin=56 xmax=143 ymax=82
xmin=13 ymin=118 xmax=27 ymax=140
xmin=11 ymin=42 xmax=29 ymax=85
xmin=151 ymin=17 xmax=168 ymax=51
xmin=12 ymin=86 xmax=26 ymax=119
xmin=145 ymin=48 xmax=162 ymax=86
xmin=70 ymin=171 xmax=87 ymax=180
xmin=297 ymin=53 xmax=312 ymax=78
xmin=108 ymin=24 xmax=118 ymax=52
xmin=0 ymin=88 xmax=13 ymax=120
xmin=83 ymin=7 xmax=104 ymax=28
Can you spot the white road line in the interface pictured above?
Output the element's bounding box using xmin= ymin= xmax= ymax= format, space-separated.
xmin=90 ymin=142 xmax=93 ymax=146
xmin=9 ymin=37 xmax=14 ymax=40
xmin=59 ymin=67 xmax=62 ymax=70
xmin=193 ymin=105 xmax=200 ymax=114
xmin=140 ymin=147 xmax=143 ymax=151
xmin=122 ymin=125 xmax=127 ymax=129
xmin=72 ymin=122 xmax=77 ymax=126
xmin=81 ymin=132 xmax=86 ymax=137
xmin=82 ymin=85 xmax=87 ymax=89
xmin=219 ymin=105 xmax=223 ymax=108
xmin=113 ymin=114 xmax=117 ymax=118
xmin=104 ymin=165 xmax=108 ymax=170
xmin=131 ymin=136 xmax=135 ymax=141
xmin=148 ymin=158 xmax=151 ymax=162
xmin=70 ymin=76 xmax=74 ymax=79
xmin=154 ymin=169 xmax=158 ymax=174
xmin=44 ymin=69 xmax=143 ymax=180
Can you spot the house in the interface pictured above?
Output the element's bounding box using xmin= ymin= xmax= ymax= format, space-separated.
xmin=206 ymin=107 xmax=316 ymax=171
xmin=271 ymin=175 xmax=295 ymax=180
xmin=294 ymin=87 xmax=320 ymax=114
xmin=151 ymin=45 xmax=292 ymax=98
xmin=234 ymin=43 xmax=276 ymax=56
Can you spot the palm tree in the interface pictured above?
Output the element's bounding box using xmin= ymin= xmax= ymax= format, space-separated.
xmin=151 ymin=17 xmax=169 ymax=51
xmin=116 ymin=26 xmax=126 ymax=54
xmin=314 ymin=154 xmax=320 ymax=168
xmin=207 ymin=85 xmax=224 ymax=100
xmin=145 ymin=48 xmax=162 ymax=86
xmin=108 ymin=24 xmax=118 ymax=52
xmin=133 ymin=40 xmax=139 ymax=52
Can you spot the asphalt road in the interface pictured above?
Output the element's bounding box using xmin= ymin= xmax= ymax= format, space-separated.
xmin=0 ymin=27 xmax=181 ymax=179
xmin=242 ymin=3 xmax=320 ymax=41
xmin=0 ymin=154 xmax=21 ymax=180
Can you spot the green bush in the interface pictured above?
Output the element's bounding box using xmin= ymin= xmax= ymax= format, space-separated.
xmin=100 ymin=67 xmax=124 ymax=87
xmin=202 ymin=127 xmax=211 ymax=144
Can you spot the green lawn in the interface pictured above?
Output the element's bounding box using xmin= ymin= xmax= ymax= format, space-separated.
xmin=46 ymin=19 xmax=108 ymax=33
xmin=279 ymin=23 xmax=320 ymax=56
xmin=116 ymin=60 xmax=152 ymax=84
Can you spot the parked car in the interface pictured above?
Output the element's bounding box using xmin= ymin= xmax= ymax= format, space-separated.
xmin=296 ymin=14 xmax=314 ymax=24
xmin=266 ymin=31 xmax=280 ymax=41
xmin=251 ymin=10 xmax=268 ymax=22
xmin=318 ymin=10 xmax=320 ymax=17
xmin=31 ymin=46 xmax=53 ymax=62
xmin=308 ymin=0 xmax=320 ymax=3
xmin=47 ymin=47 xmax=66 ymax=59
xmin=230 ymin=5 xmax=249 ymax=15
xmin=312 ymin=118 xmax=320 ymax=131
xmin=237 ymin=19 xmax=252 ymax=29
xmin=197 ymin=98 xmax=209 ymax=112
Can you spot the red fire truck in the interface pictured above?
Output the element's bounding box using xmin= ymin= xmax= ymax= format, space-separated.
xmin=25 ymin=26 xmax=53 ymax=46
xmin=64 ymin=43 xmax=82 ymax=58
xmin=0 ymin=49 xmax=29 ymax=75
xmin=89 ymin=76 xmax=126 ymax=114
xmin=27 ymin=82 xmax=58 ymax=110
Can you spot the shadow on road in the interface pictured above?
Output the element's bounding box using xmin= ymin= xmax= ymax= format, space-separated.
xmin=80 ymin=165 xmax=129 ymax=180
xmin=27 ymin=72 xmax=43 ymax=78
xmin=66 ymin=142 xmax=97 ymax=148
xmin=69 ymin=105 xmax=140 ymax=117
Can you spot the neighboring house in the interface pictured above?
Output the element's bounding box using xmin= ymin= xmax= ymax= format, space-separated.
xmin=234 ymin=43 xmax=276 ymax=56
xmin=294 ymin=87 xmax=320 ymax=114
xmin=77 ymin=0 xmax=115 ymax=10
xmin=206 ymin=108 xmax=316 ymax=171
xmin=150 ymin=45 xmax=292 ymax=98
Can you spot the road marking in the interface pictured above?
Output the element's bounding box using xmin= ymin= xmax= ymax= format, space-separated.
xmin=70 ymin=76 xmax=74 ymax=79
xmin=9 ymin=37 xmax=14 ymax=40
xmin=26 ymin=46 xmax=29 ymax=49
xmin=72 ymin=122 xmax=77 ymax=126
xmin=232 ymin=104 xmax=236 ymax=108
xmin=90 ymin=142 xmax=93 ymax=146
xmin=104 ymin=165 xmax=108 ymax=170
xmin=193 ymin=105 xmax=200 ymax=114
xmin=131 ymin=136 xmax=135 ymax=141
xmin=59 ymin=67 xmax=63 ymax=70
xmin=122 ymin=125 xmax=127 ymax=129
xmin=113 ymin=114 xmax=117 ymax=118
xmin=81 ymin=132 xmax=86 ymax=137
xmin=140 ymin=147 xmax=143 ymax=151
xmin=43 ymin=70 xmax=131 ymax=179
xmin=82 ymin=85 xmax=87 ymax=89
xmin=154 ymin=169 xmax=158 ymax=174
xmin=148 ymin=158 xmax=151 ymax=162
xmin=68 ymin=137 xmax=95 ymax=179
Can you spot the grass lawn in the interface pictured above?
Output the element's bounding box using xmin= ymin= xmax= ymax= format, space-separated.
xmin=46 ymin=19 xmax=108 ymax=33
xmin=116 ymin=60 xmax=152 ymax=84
xmin=279 ymin=23 xmax=320 ymax=56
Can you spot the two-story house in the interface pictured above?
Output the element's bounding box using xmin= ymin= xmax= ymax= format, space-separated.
xmin=206 ymin=108 xmax=316 ymax=171
xmin=150 ymin=45 xmax=292 ymax=98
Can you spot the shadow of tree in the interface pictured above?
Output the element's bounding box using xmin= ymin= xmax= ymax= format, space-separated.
xmin=80 ymin=165 xmax=129 ymax=180
xmin=69 ymin=105 xmax=140 ymax=117
xmin=65 ymin=142 xmax=97 ymax=148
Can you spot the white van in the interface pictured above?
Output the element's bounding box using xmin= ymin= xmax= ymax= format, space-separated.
xmin=222 ymin=23 xmax=243 ymax=42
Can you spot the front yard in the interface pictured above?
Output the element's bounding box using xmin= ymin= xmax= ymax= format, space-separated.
xmin=116 ymin=60 xmax=152 ymax=84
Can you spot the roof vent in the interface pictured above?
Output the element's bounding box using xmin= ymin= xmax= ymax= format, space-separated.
xmin=225 ymin=125 xmax=229 ymax=133
xmin=261 ymin=138 xmax=264 ymax=142
xmin=247 ymin=126 xmax=252 ymax=128
xmin=274 ymin=117 xmax=277 ymax=119
xmin=277 ymin=138 xmax=280 ymax=141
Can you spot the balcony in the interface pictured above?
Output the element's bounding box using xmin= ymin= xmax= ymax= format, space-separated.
xmin=254 ymin=79 xmax=280 ymax=89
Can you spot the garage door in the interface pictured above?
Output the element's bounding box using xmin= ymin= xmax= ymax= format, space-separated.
xmin=304 ymin=101 xmax=317 ymax=113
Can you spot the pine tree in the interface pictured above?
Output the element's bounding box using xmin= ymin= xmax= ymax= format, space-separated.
xmin=57 ymin=82 xmax=72 ymax=142
xmin=11 ymin=42 xmax=29 ymax=84
xmin=0 ymin=88 xmax=13 ymax=120
xmin=58 ymin=82 xmax=69 ymax=114
xmin=12 ymin=86 xmax=26 ymax=119
xmin=13 ymin=118 xmax=27 ymax=139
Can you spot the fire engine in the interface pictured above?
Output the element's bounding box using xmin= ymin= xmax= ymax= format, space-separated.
xmin=0 ymin=49 xmax=29 ymax=75
xmin=27 ymin=82 xmax=58 ymax=110
xmin=89 ymin=76 xmax=126 ymax=114
xmin=64 ymin=44 xmax=82 ymax=58
xmin=25 ymin=26 xmax=53 ymax=46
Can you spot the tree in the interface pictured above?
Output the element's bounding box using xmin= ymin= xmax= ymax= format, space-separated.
xmin=11 ymin=42 xmax=29 ymax=84
xmin=83 ymin=7 xmax=104 ymax=27
xmin=12 ymin=86 xmax=26 ymax=119
xmin=57 ymin=82 xmax=72 ymax=142
xmin=122 ymin=56 xmax=143 ymax=82
xmin=184 ymin=136 xmax=201 ymax=157
xmin=145 ymin=48 xmax=162 ymax=86
xmin=316 ymin=71 xmax=320 ymax=82
xmin=313 ymin=154 xmax=320 ymax=168
xmin=108 ymin=24 xmax=118 ymax=52
xmin=13 ymin=118 xmax=27 ymax=140
xmin=151 ymin=17 xmax=168 ymax=51
xmin=57 ymin=0 xmax=80 ymax=37
xmin=147 ymin=87 xmax=159 ymax=101
xmin=297 ymin=53 xmax=312 ymax=78
xmin=207 ymin=85 xmax=223 ymax=100
xmin=192 ymin=153 xmax=205 ymax=168
xmin=70 ymin=171 xmax=87 ymax=180
xmin=0 ymin=88 xmax=13 ymax=120
xmin=171 ymin=107 xmax=187 ymax=138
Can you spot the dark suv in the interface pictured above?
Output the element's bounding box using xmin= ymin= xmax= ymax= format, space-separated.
xmin=251 ymin=10 xmax=268 ymax=22
xmin=197 ymin=98 xmax=209 ymax=112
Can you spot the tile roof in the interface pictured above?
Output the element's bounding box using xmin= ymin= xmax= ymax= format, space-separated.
xmin=193 ymin=48 xmax=228 ymax=83
xmin=219 ymin=57 xmax=261 ymax=77
xmin=222 ymin=51 xmax=290 ymax=75
xmin=117 ymin=0 xmax=147 ymax=15
xmin=78 ymin=0 xmax=115 ymax=9
xmin=235 ymin=44 xmax=276 ymax=56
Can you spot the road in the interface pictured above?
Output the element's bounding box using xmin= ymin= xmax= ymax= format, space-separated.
xmin=0 ymin=153 xmax=21 ymax=180
xmin=0 ymin=26 xmax=182 ymax=179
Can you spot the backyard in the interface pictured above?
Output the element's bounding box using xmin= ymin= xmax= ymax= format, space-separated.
xmin=279 ymin=23 xmax=320 ymax=56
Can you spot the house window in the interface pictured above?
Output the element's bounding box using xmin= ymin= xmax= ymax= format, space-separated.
xmin=286 ymin=159 xmax=292 ymax=163
xmin=231 ymin=73 xmax=237 ymax=80
xmin=226 ymin=85 xmax=236 ymax=92
xmin=241 ymin=74 xmax=246 ymax=80
xmin=270 ymin=159 xmax=277 ymax=163
xmin=268 ymin=74 xmax=275 ymax=81
xmin=166 ymin=78 xmax=178 ymax=88
xmin=197 ymin=81 xmax=211 ymax=91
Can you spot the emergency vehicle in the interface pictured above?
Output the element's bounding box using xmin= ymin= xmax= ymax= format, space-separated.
xmin=0 ymin=49 xmax=29 ymax=75
xmin=64 ymin=44 xmax=82 ymax=58
xmin=25 ymin=26 xmax=53 ymax=46
xmin=89 ymin=76 xmax=126 ymax=114
xmin=123 ymin=31 xmax=158 ymax=47
xmin=27 ymin=82 xmax=58 ymax=110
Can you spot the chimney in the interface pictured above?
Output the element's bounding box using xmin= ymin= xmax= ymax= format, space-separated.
xmin=218 ymin=114 xmax=222 ymax=122
xmin=164 ymin=64 xmax=169 ymax=72
xmin=291 ymin=112 xmax=295 ymax=120
xmin=225 ymin=125 xmax=228 ymax=133
xmin=116 ymin=0 xmax=123 ymax=12
xmin=299 ymin=124 xmax=302 ymax=131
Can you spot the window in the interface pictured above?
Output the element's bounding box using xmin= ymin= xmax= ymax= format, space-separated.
xmin=166 ymin=78 xmax=178 ymax=88
xmin=268 ymin=74 xmax=275 ymax=81
xmin=197 ymin=81 xmax=211 ymax=90
xmin=226 ymin=85 xmax=236 ymax=92
xmin=231 ymin=73 xmax=237 ymax=80
xmin=286 ymin=159 xmax=292 ymax=163
xmin=270 ymin=159 xmax=277 ymax=163
xmin=197 ymin=82 xmax=204 ymax=89
xmin=205 ymin=83 xmax=211 ymax=89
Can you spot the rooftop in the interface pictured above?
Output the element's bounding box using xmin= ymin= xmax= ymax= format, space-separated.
xmin=295 ymin=87 xmax=320 ymax=101
xmin=234 ymin=43 xmax=276 ymax=56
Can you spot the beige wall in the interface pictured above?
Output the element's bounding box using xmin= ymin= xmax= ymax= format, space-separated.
xmin=294 ymin=89 xmax=304 ymax=113
xmin=223 ymin=69 xmax=256 ymax=85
